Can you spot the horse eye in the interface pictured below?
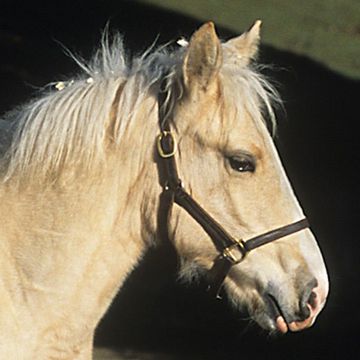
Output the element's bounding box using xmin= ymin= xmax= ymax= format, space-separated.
xmin=228 ymin=155 xmax=256 ymax=173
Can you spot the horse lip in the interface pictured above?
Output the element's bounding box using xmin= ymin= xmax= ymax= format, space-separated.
xmin=264 ymin=293 xmax=289 ymax=331
xmin=264 ymin=293 xmax=280 ymax=317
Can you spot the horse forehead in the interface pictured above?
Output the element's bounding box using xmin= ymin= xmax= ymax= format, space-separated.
xmin=186 ymin=108 xmax=272 ymax=157
xmin=225 ymin=110 xmax=270 ymax=148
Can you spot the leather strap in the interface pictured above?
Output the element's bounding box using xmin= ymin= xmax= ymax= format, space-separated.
xmin=244 ymin=218 xmax=309 ymax=252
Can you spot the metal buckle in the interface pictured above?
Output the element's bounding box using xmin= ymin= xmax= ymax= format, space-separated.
xmin=157 ymin=131 xmax=177 ymax=158
xmin=222 ymin=239 xmax=247 ymax=265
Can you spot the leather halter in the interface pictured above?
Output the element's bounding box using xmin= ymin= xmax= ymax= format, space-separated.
xmin=156 ymin=78 xmax=309 ymax=297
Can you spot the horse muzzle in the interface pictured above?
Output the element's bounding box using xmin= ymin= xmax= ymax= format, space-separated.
xmin=262 ymin=279 xmax=328 ymax=333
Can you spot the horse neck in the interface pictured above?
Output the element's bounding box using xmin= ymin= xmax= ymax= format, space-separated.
xmin=0 ymin=84 xmax=162 ymax=350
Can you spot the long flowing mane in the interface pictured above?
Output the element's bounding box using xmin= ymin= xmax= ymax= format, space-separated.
xmin=0 ymin=31 xmax=279 ymax=185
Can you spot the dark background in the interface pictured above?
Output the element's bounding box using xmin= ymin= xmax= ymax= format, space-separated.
xmin=1 ymin=0 xmax=359 ymax=358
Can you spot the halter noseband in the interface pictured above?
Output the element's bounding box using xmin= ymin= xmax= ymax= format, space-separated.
xmin=156 ymin=78 xmax=309 ymax=297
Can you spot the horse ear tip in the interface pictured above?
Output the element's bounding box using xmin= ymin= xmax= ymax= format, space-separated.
xmin=254 ymin=19 xmax=262 ymax=28
xmin=206 ymin=21 xmax=216 ymax=29
xmin=251 ymin=20 xmax=262 ymax=34
xmin=198 ymin=21 xmax=217 ymax=35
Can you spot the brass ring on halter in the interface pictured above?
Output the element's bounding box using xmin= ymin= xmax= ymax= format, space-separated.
xmin=157 ymin=131 xmax=177 ymax=158
xmin=222 ymin=239 xmax=247 ymax=265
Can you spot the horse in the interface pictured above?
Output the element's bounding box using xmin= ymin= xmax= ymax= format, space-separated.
xmin=0 ymin=21 xmax=328 ymax=359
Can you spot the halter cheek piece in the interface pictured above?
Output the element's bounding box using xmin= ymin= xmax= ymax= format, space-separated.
xmin=156 ymin=78 xmax=309 ymax=297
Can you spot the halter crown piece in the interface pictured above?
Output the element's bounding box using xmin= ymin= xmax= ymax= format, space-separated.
xmin=155 ymin=76 xmax=309 ymax=297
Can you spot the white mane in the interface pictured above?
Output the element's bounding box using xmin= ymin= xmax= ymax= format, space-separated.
xmin=0 ymin=31 xmax=280 ymax=184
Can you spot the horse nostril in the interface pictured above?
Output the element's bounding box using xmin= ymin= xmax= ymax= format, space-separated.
xmin=297 ymin=279 xmax=318 ymax=321
xmin=298 ymin=298 xmax=311 ymax=321
xmin=308 ymin=290 xmax=317 ymax=309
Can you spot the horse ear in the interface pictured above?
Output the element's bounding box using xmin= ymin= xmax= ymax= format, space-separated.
xmin=225 ymin=20 xmax=262 ymax=65
xmin=183 ymin=22 xmax=222 ymax=93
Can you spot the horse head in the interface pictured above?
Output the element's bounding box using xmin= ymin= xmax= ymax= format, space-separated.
xmin=160 ymin=22 xmax=329 ymax=333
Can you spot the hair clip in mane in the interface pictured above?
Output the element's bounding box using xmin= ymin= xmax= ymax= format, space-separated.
xmin=176 ymin=38 xmax=188 ymax=47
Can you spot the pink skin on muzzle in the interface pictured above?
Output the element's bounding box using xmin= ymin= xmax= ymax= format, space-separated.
xmin=275 ymin=285 xmax=327 ymax=333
